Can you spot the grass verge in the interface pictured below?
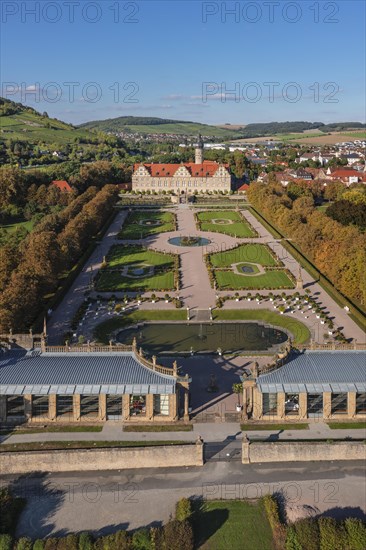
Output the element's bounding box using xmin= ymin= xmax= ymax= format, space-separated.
xmin=0 ymin=425 xmax=103 ymax=436
xmin=241 ymin=423 xmax=309 ymax=431
xmin=0 ymin=440 xmax=191 ymax=453
xmin=123 ymin=424 xmax=193 ymax=432
xmin=327 ymin=422 xmax=366 ymax=430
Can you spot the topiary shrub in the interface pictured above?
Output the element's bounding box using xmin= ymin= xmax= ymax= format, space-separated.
xmin=16 ymin=538 xmax=32 ymax=550
xmin=44 ymin=539 xmax=60 ymax=550
xmin=163 ymin=519 xmax=193 ymax=550
xmin=175 ymin=498 xmax=192 ymax=522
xmin=344 ymin=518 xmax=366 ymax=550
xmin=285 ymin=526 xmax=302 ymax=550
xmin=0 ymin=535 xmax=13 ymax=550
xmin=293 ymin=518 xmax=320 ymax=550
xmin=318 ymin=517 xmax=346 ymax=550
xmin=78 ymin=532 xmax=93 ymax=550
xmin=131 ymin=529 xmax=151 ymax=550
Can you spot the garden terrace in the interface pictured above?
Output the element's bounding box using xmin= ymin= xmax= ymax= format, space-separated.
xmin=95 ymin=245 xmax=179 ymax=292
xmin=118 ymin=210 xmax=176 ymax=239
xmin=195 ymin=210 xmax=257 ymax=238
xmin=207 ymin=244 xmax=295 ymax=290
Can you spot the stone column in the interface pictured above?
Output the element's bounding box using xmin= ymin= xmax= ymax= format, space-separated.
xmin=277 ymin=392 xmax=286 ymax=419
xmin=241 ymin=387 xmax=248 ymax=420
xmin=146 ymin=394 xmax=154 ymax=420
xmin=347 ymin=392 xmax=356 ymax=418
xmin=99 ymin=394 xmax=107 ymax=421
xmin=252 ymin=388 xmax=263 ymax=420
xmin=48 ymin=395 xmax=57 ymax=421
xmin=123 ymin=394 xmax=130 ymax=421
xmin=169 ymin=394 xmax=177 ymax=421
xmin=0 ymin=396 xmax=7 ymax=422
xmin=298 ymin=393 xmax=307 ymax=420
xmin=24 ymin=395 xmax=32 ymax=421
xmin=184 ymin=389 xmax=189 ymax=422
xmin=73 ymin=394 xmax=81 ymax=422
xmin=323 ymin=392 xmax=332 ymax=419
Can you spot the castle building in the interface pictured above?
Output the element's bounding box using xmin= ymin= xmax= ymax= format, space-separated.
xmin=132 ymin=135 xmax=232 ymax=194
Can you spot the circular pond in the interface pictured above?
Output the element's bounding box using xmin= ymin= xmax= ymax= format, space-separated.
xmin=241 ymin=265 xmax=255 ymax=274
xmin=168 ymin=236 xmax=211 ymax=247
xmin=117 ymin=322 xmax=287 ymax=354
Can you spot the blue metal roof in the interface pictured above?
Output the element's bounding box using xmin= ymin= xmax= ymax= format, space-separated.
xmin=0 ymin=350 xmax=176 ymax=395
xmin=257 ymin=350 xmax=366 ymax=394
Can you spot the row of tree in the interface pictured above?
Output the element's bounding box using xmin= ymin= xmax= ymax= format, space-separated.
xmin=247 ymin=182 xmax=366 ymax=305
xmin=0 ymin=185 xmax=118 ymax=332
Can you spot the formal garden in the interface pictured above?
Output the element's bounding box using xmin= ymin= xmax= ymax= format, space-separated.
xmin=195 ymin=210 xmax=257 ymax=238
xmin=94 ymin=245 xmax=179 ymax=292
xmin=118 ymin=210 xmax=176 ymax=239
xmin=206 ymin=244 xmax=295 ymax=290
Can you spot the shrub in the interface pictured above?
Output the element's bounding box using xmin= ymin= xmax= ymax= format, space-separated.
xmin=293 ymin=518 xmax=320 ymax=550
xmin=32 ymin=542 xmax=45 ymax=550
xmin=175 ymin=498 xmax=192 ymax=522
xmin=43 ymin=539 xmax=59 ymax=550
xmin=285 ymin=527 xmax=302 ymax=550
xmin=344 ymin=518 xmax=366 ymax=550
xmin=113 ymin=530 xmax=131 ymax=549
xmin=131 ymin=529 xmax=151 ymax=550
xmin=0 ymin=535 xmax=13 ymax=550
xmin=78 ymin=533 xmax=93 ymax=550
xmin=318 ymin=517 xmax=346 ymax=550
xmin=0 ymin=488 xmax=25 ymax=536
xmin=163 ymin=519 xmax=193 ymax=550
xmin=16 ymin=539 xmax=33 ymax=550
xmin=57 ymin=535 xmax=79 ymax=550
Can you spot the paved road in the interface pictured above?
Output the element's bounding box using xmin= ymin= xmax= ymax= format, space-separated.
xmin=2 ymin=461 xmax=364 ymax=538
xmin=47 ymin=210 xmax=128 ymax=344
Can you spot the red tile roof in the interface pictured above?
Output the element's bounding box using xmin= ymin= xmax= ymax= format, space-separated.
xmin=329 ymin=169 xmax=362 ymax=179
xmin=133 ymin=161 xmax=228 ymax=178
xmin=52 ymin=180 xmax=72 ymax=192
xmin=238 ymin=183 xmax=250 ymax=191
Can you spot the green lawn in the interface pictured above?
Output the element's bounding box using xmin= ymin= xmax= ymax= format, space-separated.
xmin=94 ymin=310 xmax=187 ymax=343
xmin=192 ymin=500 xmax=274 ymax=550
xmin=213 ymin=269 xmax=294 ymax=290
xmin=327 ymin=422 xmax=366 ymax=430
xmin=241 ymin=423 xmax=309 ymax=431
xmin=197 ymin=210 xmax=256 ymax=238
xmin=118 ymin=210 xmax=175 ymax=239
xmin=96 ymin=245 xmax=177 ymax=291
xmin=0 ymin=426 xmax=103 ymax=436
xmin=0 ymin=440 xmax=190 ymax=453
xmin=214 ymin=309 xmax=311 ymax=345
xmin=123 ymin=424 xmax=193 ymax=432
xmin=209 ymin=244 xmax=279 ymax=268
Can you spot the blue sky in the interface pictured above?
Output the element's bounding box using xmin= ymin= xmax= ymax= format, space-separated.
xmin=1 ymin=0 xmax=365 ymax=125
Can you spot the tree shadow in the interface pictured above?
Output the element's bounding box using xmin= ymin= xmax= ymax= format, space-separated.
xmin=190 ymin=497 xmax=230 ymax=549
xmin=9 ymin=472 xmax=66 ymax=539
xmin=316 ymin=506 xmax=366 ymax=521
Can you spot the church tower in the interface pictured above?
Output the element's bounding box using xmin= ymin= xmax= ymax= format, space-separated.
xmin=195 ymin=134 xmax=204 ymax=164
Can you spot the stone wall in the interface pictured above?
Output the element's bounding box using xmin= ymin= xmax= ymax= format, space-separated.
xmin=242 ymin=440 xmax=366 ymax=463
xmin=0 ymin=443 xmax=203 ymax=474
